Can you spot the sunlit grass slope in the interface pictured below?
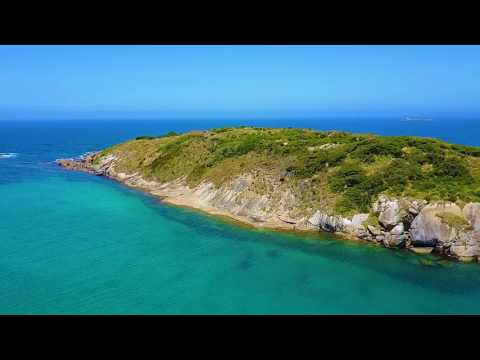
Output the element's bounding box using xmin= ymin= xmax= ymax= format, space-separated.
xmin=99 ymin=126 xmax=480 ymax=216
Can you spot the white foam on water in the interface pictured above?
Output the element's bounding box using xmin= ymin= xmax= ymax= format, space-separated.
xmin=0 ymin=153 xmax=17 ymax=159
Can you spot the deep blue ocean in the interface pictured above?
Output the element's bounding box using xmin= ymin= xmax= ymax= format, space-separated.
xmin=2 ymin=116 xmax=480 ymax=314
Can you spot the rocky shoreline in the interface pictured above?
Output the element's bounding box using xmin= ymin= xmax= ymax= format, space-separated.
xmin=57 ymin=151 xmax=480 ymax=263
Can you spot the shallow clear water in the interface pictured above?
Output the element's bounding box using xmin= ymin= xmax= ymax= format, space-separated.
xmin=2 ymin=117 xmax=480 ymax=314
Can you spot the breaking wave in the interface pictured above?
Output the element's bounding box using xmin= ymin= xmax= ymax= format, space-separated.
xmin=0 ymin=153 xmax=17 ymax=159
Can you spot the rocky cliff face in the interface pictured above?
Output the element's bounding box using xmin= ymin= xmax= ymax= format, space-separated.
xmin=57 ymin=152 xmax=480 ymax=263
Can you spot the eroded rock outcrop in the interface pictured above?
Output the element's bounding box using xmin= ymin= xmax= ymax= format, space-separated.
xmin=56 ymin=152 xmax=101 ymax=173
xmin=373 ymin=196 xmax=408 ymax=230
xmin=372 ymin=196 xmax=427 ymax=230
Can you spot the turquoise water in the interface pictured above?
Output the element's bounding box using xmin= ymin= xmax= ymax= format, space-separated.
xmin=2 ymin=118 xmax=480 ymax=314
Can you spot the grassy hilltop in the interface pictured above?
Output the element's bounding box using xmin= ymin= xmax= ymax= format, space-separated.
xmin=98 ymin=127 xmax=480 ymax=216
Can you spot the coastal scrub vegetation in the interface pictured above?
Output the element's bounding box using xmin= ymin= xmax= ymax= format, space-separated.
xmin=436 ymin=212 xmax=473 ymax=231
xmin=135 ymin=131 xmax=178 ymax=140
xmin=100 ymin=127 xmax=480 ymax=216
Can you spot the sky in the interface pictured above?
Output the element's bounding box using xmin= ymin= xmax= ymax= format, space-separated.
xmin=0 ymin=45 xmax=479 ymax=120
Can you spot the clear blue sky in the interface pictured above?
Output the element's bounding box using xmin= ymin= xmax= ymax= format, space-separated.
xmin=0 ymin=45 xmax=479 ymax=120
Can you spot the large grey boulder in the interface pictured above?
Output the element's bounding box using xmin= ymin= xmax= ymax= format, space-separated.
xmin=372 ymin=195 xmax=410 ymax=230
xmin=383 ymin=232 xmax=406 ymax=248
xmin=308 ymin=211 xmax=351 ymax=232
xmin=463 ymin=203 xmax=480 ymax=231
xmin=450 ymin=244 xmax=480 ymax=260
xmin=382 ymin=223 xmax=406 ymax=248
xmin=409 ymin=203 xmax=462 ymax=247
xmin=390 ymin=222 xmax=404 ymax=235
xmin=307 ymin=211 xmax=368 ymax=233
xmin=351 ymin=213 xmax=369 ymax=229
xmin=356 ymin=227 xmax=373 ymax=240
xmin=448 ymin=231 xmax=480 ymax=261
